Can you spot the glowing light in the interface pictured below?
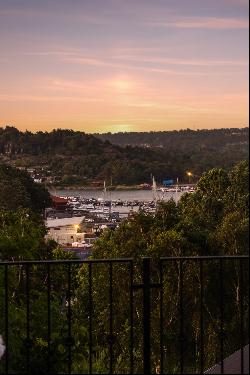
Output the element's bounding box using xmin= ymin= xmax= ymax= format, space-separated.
xmin=110 ymin=76 xmax=135 ymax=93
xmin=186 ymin=171 xmax=193 ymax=184
xmin=107 ymin=123 xmax=134 ymax=133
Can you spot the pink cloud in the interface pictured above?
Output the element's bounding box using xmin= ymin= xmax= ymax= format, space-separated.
xmin=114 ymin=55 xmax=248 ymax=67
xmin=62 ymin=55 xmax=224 ymax=76
xmin=147 ymin=17 xmax=248 ymax=29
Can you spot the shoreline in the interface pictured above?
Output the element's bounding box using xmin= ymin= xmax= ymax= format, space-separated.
xmin=48 ymin=183 xmax=196 ymax=192
xmin=49 ymin=185 xmax=144 ymax=191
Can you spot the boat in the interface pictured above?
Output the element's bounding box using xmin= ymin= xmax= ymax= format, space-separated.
xmin=152 ymin=176 xmax=164 ymax=202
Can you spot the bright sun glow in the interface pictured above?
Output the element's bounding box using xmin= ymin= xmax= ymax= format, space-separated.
xmin=106 ymin=123 xmax=134 ymax=133
xmin=110 ymin=77 xmax=135 ymax=93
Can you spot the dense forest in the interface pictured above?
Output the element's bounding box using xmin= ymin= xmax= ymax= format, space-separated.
xmin=0 ymin=163 xmax=51 ymax=213
xmin=95 ymin=128 xmax=249 ymax=150
xmin=0 ymin=161 xmax=249 ymax=373
xmin=0 ymin=126 xmax=248 ymax=186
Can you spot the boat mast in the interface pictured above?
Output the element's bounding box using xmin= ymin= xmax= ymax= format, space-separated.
xmin=102 ymin=180 xmax=106 ymax=211
xmin=152 ymin=176 xmax=158 ymax=202
xmin=175 ymin=177 xmax=179 ymax=203
xmin=103 ymin=180 xmax=112 ymax=217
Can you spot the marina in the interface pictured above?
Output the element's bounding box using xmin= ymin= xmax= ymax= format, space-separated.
xmin=49 ymin=184 xmax=195 ymax=208
xmin=45 ymin=185 xmax=196 ymax=257
xmin=47 ymin=188 xmax=194 ymax=217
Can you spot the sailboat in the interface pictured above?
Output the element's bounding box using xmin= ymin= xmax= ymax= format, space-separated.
xmin=175 ymin=177 xmax=179 ymax=203
xmin=101 ymin=180 xmax=112 ymax=215
xmin=152 ymin=176 xmax=164 ymax=202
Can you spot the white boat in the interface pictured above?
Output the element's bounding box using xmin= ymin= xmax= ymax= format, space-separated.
xmin=152 ymin=176 xmax=164 ymax=201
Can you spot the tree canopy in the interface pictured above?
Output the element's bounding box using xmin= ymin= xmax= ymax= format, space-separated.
xmin=92 ymin=160 xmax=249 ymax=259
xmin=0 ymin=163 xmax=51 ymax=213
xmin=72 ymin=161 xmax=249 ymax=373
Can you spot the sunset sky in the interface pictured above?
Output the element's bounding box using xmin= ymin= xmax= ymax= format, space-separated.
xmin=0 ymin=0 xmax=248 ymax=133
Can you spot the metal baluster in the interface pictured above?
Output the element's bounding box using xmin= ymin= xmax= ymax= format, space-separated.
xmin=109 ymin=262 xmax=114 ymax=374
xmin=180 ymin=260 xmax=184 ymax=374
xmin=26 ymin=264 xmax=30 ymax=373
xmin=47 ymin=264 xmax=51 ymax=374
xmin=67 ymin=264 xmax=72 ymax=374
xmin=4 ymin=264 xmax=9 ymax=374
xmin=239 ymin=260 xmax=244 ymax=375
xmin=88 ymin=263 xmax=93 ymax=374
xmin=160 ymin=261 xmax=164 ymax=375
xmin=130 ymin=261 xmax=134 ymax=374
xmin=200 ymin=260 xmax=204 ymax=374
xmin=219 ymin=259 xmax=224 ymax=374
xmin=143 ymin=257 xmax=151 ymax=375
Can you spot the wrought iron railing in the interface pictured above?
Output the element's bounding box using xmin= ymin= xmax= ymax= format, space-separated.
xmin=0 ymin=256 xmax=249 ymax=374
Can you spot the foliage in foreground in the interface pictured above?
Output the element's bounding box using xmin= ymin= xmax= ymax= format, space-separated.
xmin=73 ymin=161 xmax=249 ymax=373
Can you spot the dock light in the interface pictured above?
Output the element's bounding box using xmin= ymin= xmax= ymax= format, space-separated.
xmin=187 ymin=171 xmax=192 ymax=184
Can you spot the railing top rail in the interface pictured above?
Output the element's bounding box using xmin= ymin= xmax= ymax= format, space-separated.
xmin=160 ymin=255 xmax=249 ymax=261
xmin=0 ymin=258 xmax=133 ymax=266
xmin=0 ymin=255 xmax=249 ymax=266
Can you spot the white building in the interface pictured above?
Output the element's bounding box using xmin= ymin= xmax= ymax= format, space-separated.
xmin=46 ymin=216 xmax=85 ymax=246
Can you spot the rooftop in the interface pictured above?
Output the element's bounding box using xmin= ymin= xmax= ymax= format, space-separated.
xmin=46 ymin=216 xmax=85 ymax=228
xmin=51 ymin=195 xmax=68 ymax=203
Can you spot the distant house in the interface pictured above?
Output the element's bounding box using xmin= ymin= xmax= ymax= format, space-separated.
xmin=27 ymin=168 xmax=35 ymax=174
xmin=46 ymin=216 xmax=85 ymax=246
xmin=90 ymin=180 xmax=103 ymax=187
xmin=51 ymin=195 xmax=69 ymax=211
xmin=33 ymin=178 xmax=42 ymax=183
xmin=138 ymin=183 xmax=151 ymax=190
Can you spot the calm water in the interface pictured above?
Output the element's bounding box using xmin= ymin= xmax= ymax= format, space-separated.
xmin=50 ymin=189 xmax=184 ymax=202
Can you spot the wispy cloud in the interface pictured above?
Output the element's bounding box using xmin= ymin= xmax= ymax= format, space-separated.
xmin=225 ymin=0 xmax=249 ymax=7
xmin=0 ymin=8 xmax=109 ymax=25
xmin=22 ymin=50 xmax=84 ymax=57
xmin=15 ymin=48 xmax=249 ymax=71
xmin=0 ymin=94 xmax=105 ymax=103
xmin=114 ymin=55 xmax=248 ymax=67
xmin=147 ymin=17 xmax=248 ymax=29
xmin=62 ymin=55 xmax=229 ymax=76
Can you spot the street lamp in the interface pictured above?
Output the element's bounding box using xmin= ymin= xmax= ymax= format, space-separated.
xmin=187 ymin=171 xmax=192 ymax=184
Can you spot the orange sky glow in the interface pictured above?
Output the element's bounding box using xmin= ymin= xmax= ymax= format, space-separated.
xmin=0 ymin=0 xmax=248 ymax=133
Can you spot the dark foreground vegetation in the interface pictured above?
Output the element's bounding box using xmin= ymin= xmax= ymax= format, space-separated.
xmin=0 ymin=160 xmax=248 ymax=373
xmin=0 ymin=126 xmax=248 ymax=186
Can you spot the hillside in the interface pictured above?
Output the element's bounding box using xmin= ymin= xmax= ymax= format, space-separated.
xmin=95 ymin=128 xmax=249 ymax=150
xmin=0 ymin=126 xmax=248 ymax=186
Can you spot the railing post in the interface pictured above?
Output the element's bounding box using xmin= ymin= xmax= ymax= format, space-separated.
xmin=143 ymin=257 xmax=151 ymax=374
